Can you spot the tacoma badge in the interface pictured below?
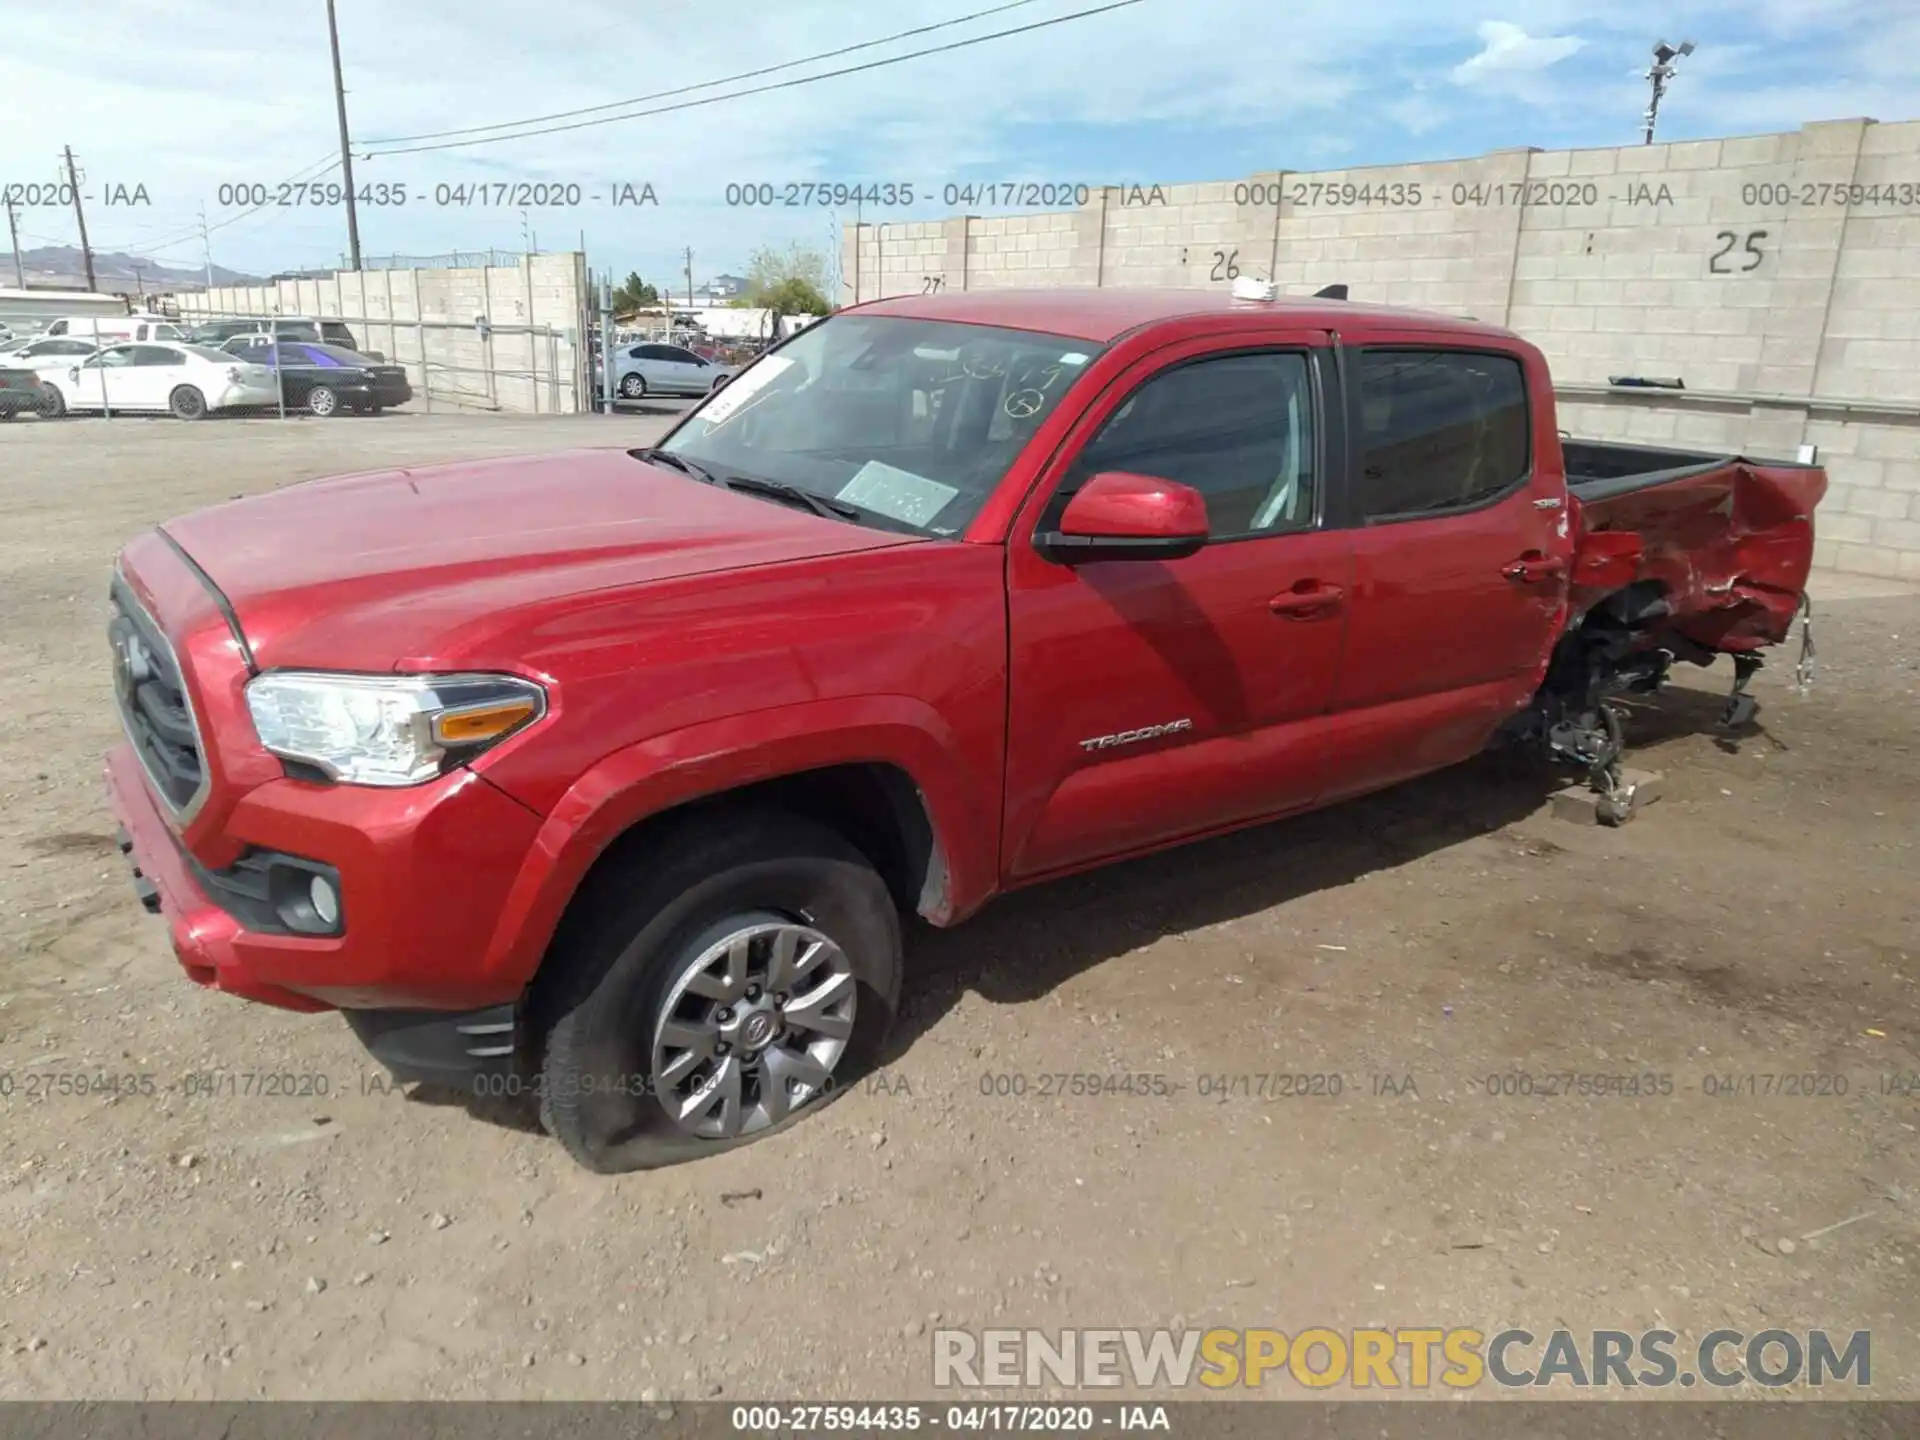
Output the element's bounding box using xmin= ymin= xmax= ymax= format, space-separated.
xmin=1079 ymin=719 xmax=1193 ymax=752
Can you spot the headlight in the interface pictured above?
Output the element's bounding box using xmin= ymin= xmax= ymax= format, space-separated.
xmin=244 ymin=672 xmax=545 ymax=786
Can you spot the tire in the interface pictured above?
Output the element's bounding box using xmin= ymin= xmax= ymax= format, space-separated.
xmin=38 ymin=387 xmax=65 ymax=419
xmin=307 ymin=385 xmax=340 ymax=417
xmin=618 ymin=373 xmax=647 ymax=399
xmin=366 ymin=402 xmax=383 ymax=415
xmin=168 ymin=386 xmax=208 ymax=421
xmin=710 ymin=374 xmax=729 ymax=392
xmin=535 ymin=809 xmax=902 ymax=1173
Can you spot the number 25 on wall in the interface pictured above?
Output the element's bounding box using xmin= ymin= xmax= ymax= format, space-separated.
xmin=1709 ymin=229 xmax=1767 ymax=274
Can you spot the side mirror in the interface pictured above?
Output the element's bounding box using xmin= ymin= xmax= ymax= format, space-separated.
xmin=1035 ymin=471 xmax=1209 ymax=564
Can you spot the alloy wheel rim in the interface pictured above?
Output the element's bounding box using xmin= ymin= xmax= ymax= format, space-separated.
xmin=651 ymin=919 xmax=857 ymax=1140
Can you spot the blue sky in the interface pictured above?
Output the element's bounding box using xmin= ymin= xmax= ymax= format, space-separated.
xmin=1 ymin=0 xmax=1911 ymax=294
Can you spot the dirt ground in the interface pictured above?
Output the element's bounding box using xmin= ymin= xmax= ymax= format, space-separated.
xmin=0 ymin=411 xmax=1915 ymax=1402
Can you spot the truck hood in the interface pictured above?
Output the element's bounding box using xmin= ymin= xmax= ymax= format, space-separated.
xmin=160 ymin=447 xmax=921 ymax=670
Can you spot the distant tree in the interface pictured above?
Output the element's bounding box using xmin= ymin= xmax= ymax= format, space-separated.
xmin=611 ymin=271 xmax=659 ymax=312
xmin=760 ymin=275 xmax=831 ymax=318
xmin=743 ymin=242 xmax=832 ymax=308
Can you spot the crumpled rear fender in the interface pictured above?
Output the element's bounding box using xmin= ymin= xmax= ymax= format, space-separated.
xmin=1571 ymin=460 xmax=1826 ymax=652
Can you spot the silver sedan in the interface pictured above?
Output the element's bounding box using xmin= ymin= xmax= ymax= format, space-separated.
xmin=611 ymin=342 xmax=736 ymax=399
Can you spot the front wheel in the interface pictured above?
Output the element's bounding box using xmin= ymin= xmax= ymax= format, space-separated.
xmin=37 ymin=386 xmax=65 ymax=419
xmin=169 ymin=385 xmax=208 ymax=420
xmin=307 ymin=385 xmax=340 ymax=417
xmin=618 ymin=373 xmax=647 ymax=399
xmin=535 ymin=811 xmax=902 ymax=1173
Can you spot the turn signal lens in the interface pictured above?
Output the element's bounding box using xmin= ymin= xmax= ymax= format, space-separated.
xmin=432 ymin=698 xmax=540 ymax=746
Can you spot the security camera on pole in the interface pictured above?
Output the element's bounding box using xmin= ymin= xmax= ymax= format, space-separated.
xmin=1643 ymin=38 xmax=1695 ymax=145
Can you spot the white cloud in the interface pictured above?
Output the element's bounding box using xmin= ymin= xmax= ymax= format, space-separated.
xmin=1451 ymin=20 xmax=1585 ymax=84
xmin=1385 ymin=93 xmax=1450 ymax=136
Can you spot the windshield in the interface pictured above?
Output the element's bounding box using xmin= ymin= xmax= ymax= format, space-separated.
xmin=659 ymin=314 xmax=1102 ymax=537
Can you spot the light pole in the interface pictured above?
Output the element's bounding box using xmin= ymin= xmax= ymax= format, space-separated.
xmin=1643 ymin=38 xmax=1694 ymax=145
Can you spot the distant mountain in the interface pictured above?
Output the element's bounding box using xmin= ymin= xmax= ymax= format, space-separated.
xmin=4 ymin=245 xmax=264 ymax=292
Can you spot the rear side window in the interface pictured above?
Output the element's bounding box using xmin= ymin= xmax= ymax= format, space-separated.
xmin=1354 ymin=350 xmax=1530 ymax=520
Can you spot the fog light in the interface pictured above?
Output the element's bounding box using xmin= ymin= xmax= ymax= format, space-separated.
xmin=309 ymin=875 xmax=340 ymax=928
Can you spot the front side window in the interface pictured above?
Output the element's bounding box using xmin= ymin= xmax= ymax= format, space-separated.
xmin=1354 ymin=350 xmax=1530 ymax=521
xmin=662 ymin=314 xmax=1104 ymax=537
xmin=129 ymin=345 xmax=179 ymax=366
xmin=1048 ymin=352 xmax=1318 ymax=540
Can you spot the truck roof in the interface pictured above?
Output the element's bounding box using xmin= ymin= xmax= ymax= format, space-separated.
xmin=850 ymin=287 xmax=1521 ymax=345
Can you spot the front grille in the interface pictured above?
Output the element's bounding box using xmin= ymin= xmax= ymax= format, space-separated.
xmin=109 ymin=576 xmax=207 ymax=817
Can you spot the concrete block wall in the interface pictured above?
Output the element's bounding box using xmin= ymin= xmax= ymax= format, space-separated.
xmin=176 ymin=252 xmax=590 ymax=413
xmin=841 ymin=119 xmax=1920 ymax=579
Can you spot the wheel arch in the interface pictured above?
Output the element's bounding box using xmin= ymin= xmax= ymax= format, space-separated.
xmin=480 ymin=703 xmax=996 ymax=1004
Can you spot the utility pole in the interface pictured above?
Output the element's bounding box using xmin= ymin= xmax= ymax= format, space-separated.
xmin=4 ymin=197 xmax=24 ymax=288
xmin=325 ymin=0 xmax=362 ymax=269
xmin=63 ymin=147 xmax=97 ymax=291
xmin=684 ymin=245 xmax=694 ymax=312
xmin=199 ymin=204 xmax=214 ymax=289
xmin=599 ymin=270 xmax=615 ymax=415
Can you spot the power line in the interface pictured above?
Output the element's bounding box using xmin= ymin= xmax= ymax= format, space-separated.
xmin=362 ymin=0 xmax=1050 ymax=146
xmin=362 ymin=0 xmax=1147 ymax=157
xmin=89 ymin=155 xmax=340 ymax=259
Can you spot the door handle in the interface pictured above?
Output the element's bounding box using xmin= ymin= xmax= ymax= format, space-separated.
xmin=1501 ymin=554 xmax=1567 ymax=584
xmin=1269 ymin=581 xmax=1344 ymax=618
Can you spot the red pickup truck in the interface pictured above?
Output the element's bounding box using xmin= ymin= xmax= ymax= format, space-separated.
xmin=105 ymin=288 xmax=1824 ymax=1171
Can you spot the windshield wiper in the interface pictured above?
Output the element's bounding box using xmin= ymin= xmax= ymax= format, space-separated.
xmin=630 ymin=447 xmax=716 ymax=484
xmin=720 ymin=475 xmax=862 ymax=522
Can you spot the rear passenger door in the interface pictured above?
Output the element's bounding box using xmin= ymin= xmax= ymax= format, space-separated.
xmin=653 ymin=344 xmax=708 ymax=393
xmin=125 ymin=344 xmax=190 ymax=409
xmin=1318 ymin=339 xmax=1571 ymax=804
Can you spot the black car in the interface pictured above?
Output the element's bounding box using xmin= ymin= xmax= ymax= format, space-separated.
xmin=193 ymin=317 xmax=363 ymax=351
xmin=219 ymin=339 xmax=412 ymax=415
xmin=0 ymin=367 xmax=54 ymax=419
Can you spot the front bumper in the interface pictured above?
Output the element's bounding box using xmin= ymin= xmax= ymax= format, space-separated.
xmin=342 ymin=1004 xmax=518 ymax=1086
xmin=105 ymin=738 xmax=547 ymax=1013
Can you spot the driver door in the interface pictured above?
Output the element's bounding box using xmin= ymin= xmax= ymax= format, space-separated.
xmin=1002 ymin=331 xmax=1354 ymax=878
xmin=74 ymin=343 xmax=138 ymax=410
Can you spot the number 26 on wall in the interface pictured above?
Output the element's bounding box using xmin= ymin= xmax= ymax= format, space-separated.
xmin=1709 ymin=229 xmax=1767 ymax=274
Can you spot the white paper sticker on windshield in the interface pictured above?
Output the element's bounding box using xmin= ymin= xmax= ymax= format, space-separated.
xmin=837 ymin=461 xmax=959 ymax=528
xmin=1058 ymin=352 xmax=1090 ymax=365
xmin=695 ymin=354 xmax=796 ymax=425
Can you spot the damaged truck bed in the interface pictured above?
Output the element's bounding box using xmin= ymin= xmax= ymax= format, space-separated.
xmin=1526 ymin=440 xmax=1826 ymax=817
